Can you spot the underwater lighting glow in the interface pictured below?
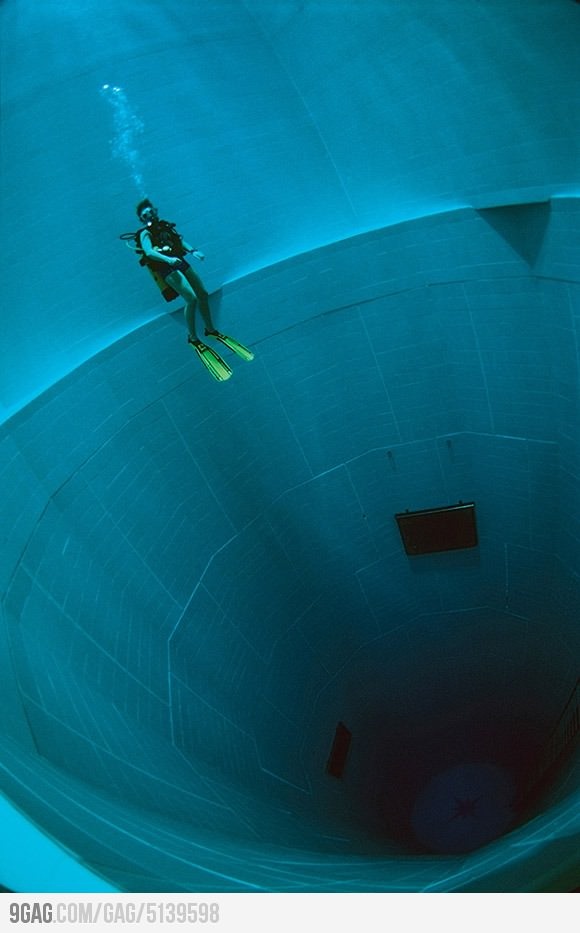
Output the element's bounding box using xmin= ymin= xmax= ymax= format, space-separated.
xmin=0 ymin=794 xmax=117 ymax=893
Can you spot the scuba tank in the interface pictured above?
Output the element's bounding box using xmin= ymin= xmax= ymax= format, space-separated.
xmin=120 ymin=221 xmax=184 ymax=302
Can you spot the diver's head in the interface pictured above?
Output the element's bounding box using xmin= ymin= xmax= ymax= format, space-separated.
xmin=137 ymin=199 xmax=158 ymax=224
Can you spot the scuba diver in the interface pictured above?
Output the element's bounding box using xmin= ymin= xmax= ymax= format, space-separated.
xmin=123 ymin=199 xmax=253 ymax=381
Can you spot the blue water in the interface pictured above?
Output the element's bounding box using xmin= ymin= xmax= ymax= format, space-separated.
xmin=1 ymin=0 xmax=579 ymax=893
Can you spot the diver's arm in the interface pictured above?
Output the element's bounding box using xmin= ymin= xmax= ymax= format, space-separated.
xmin=182 ymin=238 xmax=205 ymax=261
xmin=139 ymin=229 xmax=180 ymax=265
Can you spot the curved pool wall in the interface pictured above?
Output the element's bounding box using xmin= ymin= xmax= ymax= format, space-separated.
xmin=2 ymin=0 xmax=580 ymax=894
xmin=2 ymin=0 xmax=580 ymax=421
xmin=1 ymin=201 xmax=579 ymax=891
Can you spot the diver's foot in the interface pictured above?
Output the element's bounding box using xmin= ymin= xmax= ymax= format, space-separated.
xmin=188 ymin=335 xmax=202 ymax=346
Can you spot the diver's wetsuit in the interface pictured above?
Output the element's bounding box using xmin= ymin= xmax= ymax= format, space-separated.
xmin=137 ymin=220 xmax=190 ymax=278
xmin=138 ymin=218 xmax=214 ymax=335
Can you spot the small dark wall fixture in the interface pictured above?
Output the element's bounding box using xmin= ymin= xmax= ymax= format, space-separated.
xmin=395 ymin=502 xmax=478 ymax=556
xmin=476 ymin=201 xmax=550 ymax=267
xmin=326 ymin=722 xmax=352 ymax=778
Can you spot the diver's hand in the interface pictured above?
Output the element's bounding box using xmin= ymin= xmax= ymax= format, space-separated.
xmin=154 ymin=248 xmax=180 ymax=265
xmin=191 ymin=249 xmax=205 ymax=261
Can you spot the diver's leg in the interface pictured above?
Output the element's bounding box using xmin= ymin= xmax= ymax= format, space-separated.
xmin=165 ymin=271 xmax=199 ymax=340
xmin=183 ymin=299 xmax=198 ymax=340
xmin=182 ymin=267 xmax=216 ymax=333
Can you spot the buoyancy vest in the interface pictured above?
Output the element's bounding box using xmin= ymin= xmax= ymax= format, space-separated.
xmin=136 ymin=219 xmax=187 ymax=266
xmin=134 ymin=220 xmax=185 ymax=303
